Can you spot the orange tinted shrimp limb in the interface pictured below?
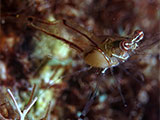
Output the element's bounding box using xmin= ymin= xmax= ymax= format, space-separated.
xmin=27 ymin=17 xmax=84 ymax=53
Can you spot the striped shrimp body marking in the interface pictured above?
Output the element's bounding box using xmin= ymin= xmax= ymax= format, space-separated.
xmin=84 ymin=30 xmax=144 ymax=69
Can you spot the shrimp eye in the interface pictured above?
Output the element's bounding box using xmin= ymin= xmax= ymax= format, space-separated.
xmin=120 ymin=41 xmax=130 ymax=51
xmin=133 ymin=30 xmax=144 ymax=43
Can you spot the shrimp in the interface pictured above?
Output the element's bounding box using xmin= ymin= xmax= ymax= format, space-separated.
xmin=24 ymin=15 xmax=144 ymax=119
xmin=2 ymin=14 xmax=144 ymax=69
xmin=25 ymin=15 xmax=144 ymax=70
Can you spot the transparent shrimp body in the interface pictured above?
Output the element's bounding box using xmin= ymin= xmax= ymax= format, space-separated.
xmin=24 ymin=16 xmax=144 ymax=69
xmin=2 ymin=13 xmax=144 ymax=69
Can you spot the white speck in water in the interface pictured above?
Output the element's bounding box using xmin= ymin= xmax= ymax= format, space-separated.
xmin=138 ymin=90 xmax=149 ymax=104
xmin=1 ymin=19 xmax=5 ymax=24
xmin=77 ymin=111 xmax=81 ymax=117
xmin=99 ymin=94 xmax=107 ymax=102
xmin=0 ymin=61 xmax=7 ymax=80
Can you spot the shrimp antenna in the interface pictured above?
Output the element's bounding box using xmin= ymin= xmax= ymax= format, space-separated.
xmin=119 ymin=64 xmax=144 ymax=85
xmin=110 ymin=67 xmax=127 ymax=107
xmin=79 ymin=69 xmax=104 ymax=119
xmin=79 ymin=86 xmax=98 ymax=120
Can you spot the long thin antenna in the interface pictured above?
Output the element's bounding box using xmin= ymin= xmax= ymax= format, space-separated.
xmin=79 ymin=68 xmax=106 ymax=119
xmin=110 ymin=68 xmax=127 ymax=107
xmin=119 ymin=64 xmax=144 ymax=85
xmin=79 ymin=86 xmax=98 ymax=120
